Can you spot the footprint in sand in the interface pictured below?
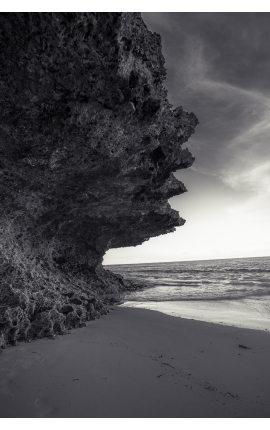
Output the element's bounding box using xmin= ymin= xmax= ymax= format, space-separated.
xmin=0 ymin=351 xmax=46 ymax=406
xmin=34 ymin=397 xmax=58 ymax=418
xmin=0 ymin=378 xmax=18 ymax=400
xmin=2 ymin=351 xmax=45 ymax=377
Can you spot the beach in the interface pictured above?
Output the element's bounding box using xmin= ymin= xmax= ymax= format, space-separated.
xmin=107 ymin=257 xmax=270 ymax=333
xmin=0 ymin=306 xmax=270 ymax=418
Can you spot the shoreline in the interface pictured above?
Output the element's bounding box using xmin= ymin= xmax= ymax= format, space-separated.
xmin=120 ymin=299 xmax=270 ymax=333
xmin=1 ymin=306 xmax=270 ymax=418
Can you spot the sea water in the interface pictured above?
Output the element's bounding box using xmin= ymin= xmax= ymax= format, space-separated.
xmin=105 ymin=256 xmax=270 ymax=332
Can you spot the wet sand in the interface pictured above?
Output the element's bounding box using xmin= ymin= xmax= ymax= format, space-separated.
xmin=0 ymin=306 xmax=270 ymax=418
xmin=121 ymin=299 xmax=270 ymax=332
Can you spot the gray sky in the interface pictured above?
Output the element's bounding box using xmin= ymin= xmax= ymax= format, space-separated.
xmin=104 ymin=12 xmax=270 ymax=264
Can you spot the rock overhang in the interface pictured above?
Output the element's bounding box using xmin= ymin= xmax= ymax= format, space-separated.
xmin=0 ymin=12 xmax=198 ymax=346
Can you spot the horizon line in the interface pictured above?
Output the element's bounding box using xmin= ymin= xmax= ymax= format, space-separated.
xmin=104 ymin=254 xmax=270 ymax=266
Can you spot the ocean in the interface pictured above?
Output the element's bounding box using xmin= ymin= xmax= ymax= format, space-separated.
xmin=106 ymin=256 xmax=270 ymax=332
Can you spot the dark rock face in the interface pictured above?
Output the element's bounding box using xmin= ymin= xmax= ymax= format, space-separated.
xmin=0 ymin=12 xmax=198 ymax=347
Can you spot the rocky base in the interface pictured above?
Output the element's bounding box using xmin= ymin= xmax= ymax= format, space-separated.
xmin=0 ymin=256 xmax=142 ymax=348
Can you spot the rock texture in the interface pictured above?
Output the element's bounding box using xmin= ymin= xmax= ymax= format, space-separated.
xmin=0 ymin=12 xmax=198 ymax=348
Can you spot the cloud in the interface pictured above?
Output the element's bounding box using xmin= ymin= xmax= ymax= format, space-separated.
xmin=106 ymin=13 xmax=270 ymax=263
xmin=157 ymin=13 xmax=270 ymax=229
xmin=224 ymin=160 xmax=270 ymax=192
xmin=166 ymin=23 xmax=270 ymax=207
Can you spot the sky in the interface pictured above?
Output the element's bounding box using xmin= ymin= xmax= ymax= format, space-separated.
xmin=104 ymin=12 xmax=270 ymax=265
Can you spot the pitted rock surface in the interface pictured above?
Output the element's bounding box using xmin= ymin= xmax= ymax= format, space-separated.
xmin=0 ymin=12 xmax=198 ymax=347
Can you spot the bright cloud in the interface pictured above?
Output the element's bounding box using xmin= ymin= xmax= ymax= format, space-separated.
xmin=104 ymin=13 xmax=270 ymax=264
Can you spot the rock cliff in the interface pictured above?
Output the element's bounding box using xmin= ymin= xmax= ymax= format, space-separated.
xmin=0 ymin=12 xmax=198 ymax=348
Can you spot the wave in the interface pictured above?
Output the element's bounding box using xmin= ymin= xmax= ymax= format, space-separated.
xmin=111 ymin=256 xmax=270 ymax=304
xmin=124 ymin=278 xmax=270 ymax=289
xmin=117 ymin=268 xmax=270 ymax=276
xmin=123 ymin=290 xmax=270 ymax=302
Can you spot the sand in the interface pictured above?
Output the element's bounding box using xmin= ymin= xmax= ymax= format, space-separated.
xmin=121 ymin=299 xmax=270 ymax=332
xmin=0 ymin=306 xmax=270 ymax=418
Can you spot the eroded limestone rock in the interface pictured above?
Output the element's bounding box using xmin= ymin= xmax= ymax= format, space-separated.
xmin=0 ymin=12 xmax=198 ymax=347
